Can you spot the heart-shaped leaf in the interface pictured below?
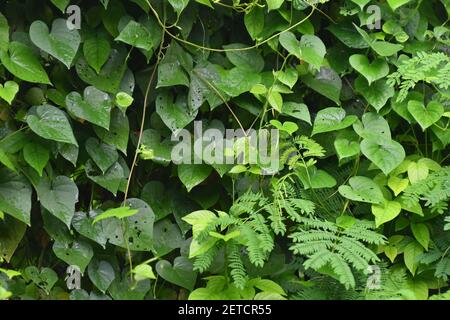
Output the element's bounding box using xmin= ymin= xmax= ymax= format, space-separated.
xmin=153 ymin=219 xmax=184 ymax=256
xmin=0 ymin=168 xmax=32 ymax=225
xmin=76 ymin=48 xmax=128 ymax=94
xmin=223 ymin=43 xmax=264 ymax=72
xmin=23 ymin=142 xmax=50 ymax=176
xmin=88 ymin=259 xmax=115 ymax=293
xmin=104 ymin=198 xmax=155 ymax=251
xmin=334 ymin=130 xmax=360 ymax=162
xmin=156 ymin=256 xmax=197 ymax=291
xmin=30 ymin=19 xmax=81 ymax=68
xmin=24 ymin=266 xmax=58 ymax=294
xmin=371 ymin=200 xmax=402 ymax=227
xmin=83 ymin=32 xmax=111 ymax=74
xmin=0 ymin=42 xmax=51 ymax=84
xmin=156 ymin=91 xmax=197 ymax=131
xmin=403 ymin=241 xmax=423 ymax=275
xmin=312 ymin=107 xmax=357 ymax=135
xmin=282 ymin=102 xmax=311 ymax=124
xmin=115 ymin=20 xmax=153 ymax=51
xmin=407 ymin=100 xmax=444 ymax=131
xmin=354 ymin=24 xmax=403 ymax=57
xmin=26 ymin=104 xmax=78 ymax=146
xmin=353 ymin=112 xmax=392 ymax=140
xmin=66 ymin=86 xmax=113 ymax=130
xmin=36 ymin=175 xmax=79 ymax=228
xmin=355 ymin=77 xmax=394 ymax=112
xmin=361 ymin=138 xmax=405 ymax=175
xmin=302 ymin=67 xmax=342 ymax=105
xmin=178 ymin=164 xmax=212 ymax=192
xmin=338 ymin=176 xmax=384 ymax=204
xmin=0 ymin=81 xmax=18 ymax=104
xmin=85 ymin=160 xmax=124 ymax=195
xmin=85 ymin=137 xmax=119 ymax=174
xmin=388 ymin=176 xmax=409 ymax=196
xmin=72 ymin=210 xmax=109 ymax=248
xmin=53 ymin=239 xmax=94 ymax=273
xmin=279 ymin=32 xmax=326 ymax=70
xmin=270 ymin=120 xmax=299 ymax=135
xmin=349 ymin=55 xmax=389 ymax=85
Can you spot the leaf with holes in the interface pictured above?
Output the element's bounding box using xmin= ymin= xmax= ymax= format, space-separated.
xmin=53 ymin=239 xmax=94 ymax=273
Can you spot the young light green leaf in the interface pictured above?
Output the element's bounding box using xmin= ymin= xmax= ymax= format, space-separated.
xmin=93 ymin=206 xmax=139 ymax=225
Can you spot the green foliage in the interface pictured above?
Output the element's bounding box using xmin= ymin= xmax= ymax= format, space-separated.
xmin=0 ymin=0 xmax=449 ymax=301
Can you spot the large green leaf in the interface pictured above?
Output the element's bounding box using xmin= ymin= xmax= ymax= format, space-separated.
xmin=371 ymin=200 xmax=402 ymax=227
xmin=355 ymin=77 xmax=395 ymax=112
xmin=85 ymin=160 xmax=124 ymax=195
xmin=312 ymin=107 xmax=357 ymax=135
xmin=156 ymin=257 xmax=197 ymax=291
xmin=104 ymin=198 xmax=155 ymax=251
xmin=83 ymin=32 xmax=111 ymax=74
xmin=66 ymin=86 xmax=113 ymax=130
xmin=26 ymin=104 xmax=78 ymax=146
xmin=0 ymin=41 xmax=51 ymax=84
xmin=301 ymin=67 xmax=342 ymax=104
xmin=36 ymin=175 xmax=79 ymax=228
xmin=53 ymin=239 xmax=94 ymax=273
xmin=280 ymin=32 xmax=326 ymax=70
xmin=156 ymin=91 xmax=197 ymax=132
xmin=407 ymin=100 xmax=444 ymax=131
xmin=88 ymin=259 xmax=116 ymax=294
xmin=178 ymin=164 xmax=212 ymax=192
xmin=29 ymin=19 xmax=81 ymax=68
xmin=338 ymin=176 xmax=385 ymax=204
xmin=360 ymin=138 xmax=405 ymax=175
xmin=349 ymin=54 xmax=389 ymax=85
xmin=115 ymin=20 xmax=153 ymax=51
xmin=85 ymin=137 xmax=119 ymax=174
xmin=157 ymin=42 xmax=192 ymax=88
xmin=0 ymin=81 xmax=19 ymax=104
xmin=76 ymin=48 xmax=128 ymax=93
xmin=23 ymin=142 xmax=50 ymax=176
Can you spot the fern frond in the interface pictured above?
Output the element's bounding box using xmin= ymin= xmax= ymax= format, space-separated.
xmin=227 ymin=242 xmax=248 ymax=290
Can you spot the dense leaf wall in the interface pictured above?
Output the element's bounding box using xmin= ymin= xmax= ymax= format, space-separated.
xmin=0 ymin=0 xmax=449 ymax=300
